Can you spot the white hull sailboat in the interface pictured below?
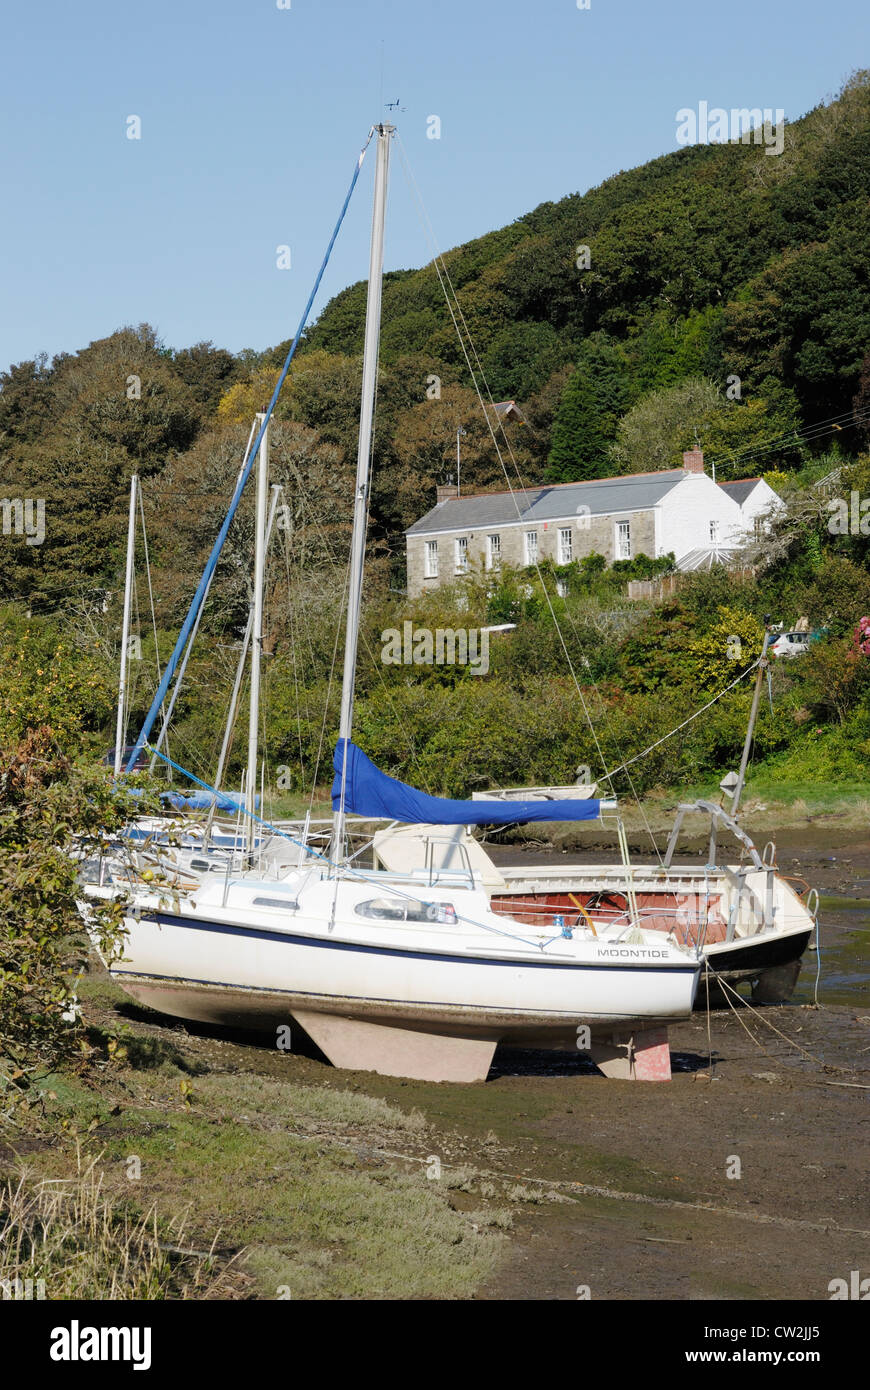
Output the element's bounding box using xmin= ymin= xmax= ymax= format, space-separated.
xmin=83 ymin=869 xmax=699 ymax=1082
xmin=79 ymin=123 xmax=702 ymax=1083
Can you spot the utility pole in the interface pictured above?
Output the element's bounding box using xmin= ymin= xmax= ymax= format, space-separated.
xmin=731 ymin=622 xmax=772 ymax=818
xmin=456 ymin=426 xmax=466 ymax=497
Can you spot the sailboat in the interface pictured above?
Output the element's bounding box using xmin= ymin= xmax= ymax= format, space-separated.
xmin=78 ymin=124 xmax=702 ymax=1084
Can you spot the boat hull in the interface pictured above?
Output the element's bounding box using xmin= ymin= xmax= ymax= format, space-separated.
xmin=88 ymin=886 xmax=699 ymax=1082
xmin=491 ymin=866 xmax=815 ymax=1002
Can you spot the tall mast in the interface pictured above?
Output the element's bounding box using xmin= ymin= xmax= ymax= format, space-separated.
xmin=245 ymin=413 xmax=270 ymax=857
xmin=331 ymin=122 xmax=393 ymax=864
xmin=114 ymin=473 xmax=138 ymax=776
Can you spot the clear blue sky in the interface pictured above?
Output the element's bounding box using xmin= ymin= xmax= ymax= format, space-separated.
xmin=1 ymin=0 xmax=866 ymax=372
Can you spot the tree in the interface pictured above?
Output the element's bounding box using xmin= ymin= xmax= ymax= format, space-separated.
xmin=610 ymin=378 xmax=720 ymax=474
xmin=172 ymin=342 xmax=243 ymax=416
xmin=547 ymin=335 xmax=631 ymax=481
xmin=0 ymin=355 xmax=54 ymax=447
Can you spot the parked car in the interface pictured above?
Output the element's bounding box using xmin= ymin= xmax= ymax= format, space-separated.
xmin=770 ymin=631 xmax=810 ymax=659
xmin=769 ymin=627 xmax=828 ymax=659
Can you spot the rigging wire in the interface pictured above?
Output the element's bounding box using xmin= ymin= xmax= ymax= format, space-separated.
xmin=396 ymin=133 xmax=665 ymax=858
xmin=126 ymin=127 xmax=376 ymax=772
xmin=705 ymin=407 xmax=870 ymax=475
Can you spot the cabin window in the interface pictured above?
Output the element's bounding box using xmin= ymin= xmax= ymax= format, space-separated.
xmin=557 ymin=528 xmax=573 ymax=564
xmin=355 ymin=898 xmax=457 ymax=923
xmin=524 ymin=531 xmax=538 ymax=565
xmin=615 ymin=521 xmax=631 ymax=561
xmin=455 ymin=536 xmax=468 ymax=573
xmin=486 ymin=534 xmax=501 ymax=570
xmin=424 ymin=540 xmax=439 ymax=578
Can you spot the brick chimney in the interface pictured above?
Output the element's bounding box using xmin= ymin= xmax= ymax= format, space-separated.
xmin=436 ymin=483 xmax=458 ymax=503
xmin=682 ymin=449 xmax=705 ymax=474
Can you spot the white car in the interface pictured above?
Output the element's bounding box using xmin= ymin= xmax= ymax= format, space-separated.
xmin=770 ymin=630 xmax=810 ymax=658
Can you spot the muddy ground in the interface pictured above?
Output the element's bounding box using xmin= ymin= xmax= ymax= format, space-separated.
xmin=11 ymin=824 xmax=864 ymax=1300
xmin=467 ymin=828 xmax=869 ymax=1298
xmin=58 ymin=828 xmax=867 ymax=1299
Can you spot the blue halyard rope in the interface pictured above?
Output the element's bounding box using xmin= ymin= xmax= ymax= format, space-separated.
xmin=125 ymin=130 xmax=375 ymax=774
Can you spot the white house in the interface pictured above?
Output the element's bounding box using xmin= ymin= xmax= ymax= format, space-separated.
xmin=717 ymin=477 xmax=783 ymax=534
xmin=405 ymin=451 xmax=780 ymax=596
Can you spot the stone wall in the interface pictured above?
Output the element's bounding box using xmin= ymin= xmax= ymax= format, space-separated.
xmin=406 ymin=508 xmax=659 ymax=597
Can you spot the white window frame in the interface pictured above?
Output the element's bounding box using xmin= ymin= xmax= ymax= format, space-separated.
xmin=424 ymin=540 xmax=439 ymax=579
xmin=709 ymin=519 xmax=720 ymax=544
xmin=615 ymin=520 xmax=631 ymax=561
xmin=486 ymin=534 xmax=501 ymax=570
xmin=557 ymin=527 xmax=573 ymax=564
xmin=524 ymin=531 xmax=538 ymax=565
xmin=454 ymin=536 xmax=468 ymax=573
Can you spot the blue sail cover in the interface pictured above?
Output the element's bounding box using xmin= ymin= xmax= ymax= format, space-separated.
xmin=331 ymin=741 xmax=601 ymax=825
xmin=160 ymin=790 xmax=257 ymax=813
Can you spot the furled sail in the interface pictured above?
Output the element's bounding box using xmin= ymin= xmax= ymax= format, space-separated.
xmin=160 ymin=790 xmax=256 ymax=813
xmin=331 ymin=740 xmax=601 ymax=825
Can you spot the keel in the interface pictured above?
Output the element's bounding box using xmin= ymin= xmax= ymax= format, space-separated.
xmin=588 ymin=1026 xmax=672 ymax=1081
xmin=291 ymin=1009 xmax=498 ymax=1083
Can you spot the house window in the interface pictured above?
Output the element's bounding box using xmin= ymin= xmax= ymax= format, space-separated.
xmin=455 ymin=536 xmax=468 ymax=573
xmin=524 ymin=531 xmax=538 ymax=565
xmin=557 ymin=528 xmax=573 ymax=564
xmin=424 ymin=540 xmax=438 ymax=579
xmin=709 ymin=520 xmax=720 ymax=544
xmin=615 ymin=521 xmax=631 ymax=561
xmin=486 ymin=534 xmax=501 ymax=570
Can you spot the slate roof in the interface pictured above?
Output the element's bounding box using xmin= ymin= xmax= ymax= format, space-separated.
xmin=718 ymin=478 xmax=762 ymax=507
xmin=405 ymin=470 xmax=689 ymax=537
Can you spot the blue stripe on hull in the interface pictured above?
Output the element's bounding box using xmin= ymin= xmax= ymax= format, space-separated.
xmin=147 ymin=910 xmax=698 ymax=975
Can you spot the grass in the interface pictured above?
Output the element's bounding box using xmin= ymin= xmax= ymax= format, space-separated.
xmin=0 ymin=1143 xmax=236 ymax=1300
xmin=498 ymin=774 xmax=870 ymax=852
xmin=2 ymin=985 xmax=508 ymax=1300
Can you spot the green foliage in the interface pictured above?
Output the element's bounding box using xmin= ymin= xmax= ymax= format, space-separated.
xmin=0 ymin=728 xmax=156 ymax=1099
xmin=684 ymin=605 xmax=764 ymax=693
xmin=0 ymin=610 xmax=115 ymax=747
xmin=546 ymin=335 xmax=630 ymax=480
xmin=610 ymin=378 xmax=720 ymax=473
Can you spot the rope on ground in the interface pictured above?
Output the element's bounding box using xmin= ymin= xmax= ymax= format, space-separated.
xmin=710 ymin=971 xmax=846 ymax=1073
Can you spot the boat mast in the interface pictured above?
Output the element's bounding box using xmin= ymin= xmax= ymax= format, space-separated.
xmin=245 ymin=413 xmax=270 ymax=858
xmin=114 ymin=473 xmax=138 ymax=776
xmin=331 ymin=122 xmax=393 ymax=864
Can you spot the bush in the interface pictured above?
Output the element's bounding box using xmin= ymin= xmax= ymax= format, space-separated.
xmin=0 ymin=729 xmax=155 ymax=1103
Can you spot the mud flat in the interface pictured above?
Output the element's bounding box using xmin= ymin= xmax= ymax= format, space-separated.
xmin=15 ymin=826 xmax=864 ymax=1300
xmin=470 ymin=1002 xmax=870 ymax=1300
xmin=60 ymin=948 xmax=867 ymax=1300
